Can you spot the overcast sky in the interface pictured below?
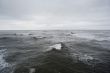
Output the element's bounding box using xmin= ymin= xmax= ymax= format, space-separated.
xmin=0 ymin=0 xmax=110 ymax=30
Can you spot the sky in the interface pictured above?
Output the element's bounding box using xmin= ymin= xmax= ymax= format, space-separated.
xmin=0 ymin=0 xmax=110 ymax=30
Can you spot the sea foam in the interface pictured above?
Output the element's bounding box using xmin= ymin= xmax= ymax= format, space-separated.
xmin=46 ymin=43 xmax=62 ymax=51
xmin=0 ymin=49 xmax=9 ymax=70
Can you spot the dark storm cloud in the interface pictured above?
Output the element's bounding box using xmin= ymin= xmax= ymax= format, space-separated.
xmin=0 ymin=0 xmax=110 ymax=30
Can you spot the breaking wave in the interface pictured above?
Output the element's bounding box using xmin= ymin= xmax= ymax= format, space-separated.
xmin=0 ymin=49 xmax=9 ymax=70
xmin=0 ymin=49 xmax=12 ymax=73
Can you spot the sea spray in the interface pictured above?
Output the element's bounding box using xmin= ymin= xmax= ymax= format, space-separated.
xmin=0 ymin=49 xmax=9 ymax=70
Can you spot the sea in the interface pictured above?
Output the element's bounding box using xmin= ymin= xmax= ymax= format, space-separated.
xmin=0 ymin=30 xmax=110 ymax=73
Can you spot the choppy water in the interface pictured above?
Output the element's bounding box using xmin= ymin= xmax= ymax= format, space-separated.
xmin=0 ymin=30 xmax=110 ymax=73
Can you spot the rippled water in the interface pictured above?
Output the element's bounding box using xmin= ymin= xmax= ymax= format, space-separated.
xmin=0 ymin=30 xmax=110 ymax=73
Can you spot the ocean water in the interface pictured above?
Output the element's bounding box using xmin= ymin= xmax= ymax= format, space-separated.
xmin=0 ymin=30 xmax=110 ymax=73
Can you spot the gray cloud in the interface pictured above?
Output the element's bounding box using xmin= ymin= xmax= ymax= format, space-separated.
xmin=0 ymin=0 xmax=110 ymax=30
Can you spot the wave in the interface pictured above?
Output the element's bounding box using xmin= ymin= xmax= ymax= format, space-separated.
xmin=12 ymin=43 xmax=102 ymax=73
xmin=73 ymin=32 xmax=110 ymax=41
xmin=46 ymin=43 xmax=62 ymax=51
xmin=0 ymin=49 xmax=9 ymax=70
xmin=0 ymin=30 xmax=110 ymax=73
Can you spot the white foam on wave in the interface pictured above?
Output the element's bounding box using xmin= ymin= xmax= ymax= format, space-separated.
xmin=79 ymin=54 xmax=94 ymax=61
xmin=29 ymin=68 xmax=36 ymax=73
xmin=71 ymin=53 xmax=96 ymax=64
xmin=0 ymin=49 xmax=9 ymax=70
xmin=74 ymin=33 xmax=95 ymax=40
xmin=74 ymin=32 xmax=110 ymax=41
xmin=46 ymin=43 xmax=62 ymax=51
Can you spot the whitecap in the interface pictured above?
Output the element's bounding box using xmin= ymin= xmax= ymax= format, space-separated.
xmin=79 ymin=54 xmax=94 ymax=61
xmin=71 ymin=53 xmax=97 ymax=65
xmin=0 ymin=49 xmax=9 ymax=70
xmin=29 ymin=68 xmax=36 ymax=73
xmin=46 ymin=43 xmax=62 ymax=51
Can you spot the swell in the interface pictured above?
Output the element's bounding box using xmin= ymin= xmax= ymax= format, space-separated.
xmin=0 ymin=31 xmax=110 ymax=73
xmin=10 ymin=43 xmax=107 ymax=73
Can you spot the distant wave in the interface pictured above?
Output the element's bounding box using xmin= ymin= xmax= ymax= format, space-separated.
xmin=74 ymin=32 xmax=110 ymax=41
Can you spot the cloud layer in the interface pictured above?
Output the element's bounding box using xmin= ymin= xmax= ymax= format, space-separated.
xmin=0 ymin=0 xmax=110 ymax=30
